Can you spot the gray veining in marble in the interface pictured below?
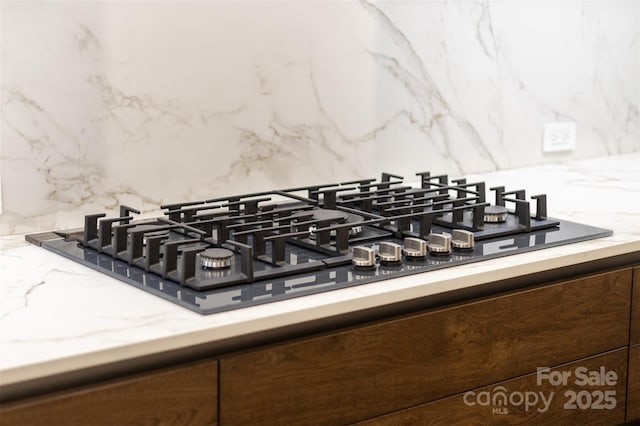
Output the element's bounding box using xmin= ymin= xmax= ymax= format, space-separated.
xmin=1 ymin=0 xmax=638 ymax=235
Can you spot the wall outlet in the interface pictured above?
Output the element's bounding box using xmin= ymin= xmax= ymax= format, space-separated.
xmin=543 ymin=122 xmax=576 ymax=152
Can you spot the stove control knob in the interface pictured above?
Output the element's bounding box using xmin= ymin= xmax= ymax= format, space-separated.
xmin=378 ymin=242 xmax=402 ymax=264
xmin=402 ymin=237 xmax=427 ymax=259
xmin=451 ymin=229 xmax=475 ymax=250
xmin=352 ymin=246 xmax=376 ymax=268
xmin=427 ymin=232 xmax=452 ymax=255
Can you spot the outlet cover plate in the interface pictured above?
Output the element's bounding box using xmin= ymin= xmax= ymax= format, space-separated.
xmin=543 ymin=122 xmax=576 ymax=152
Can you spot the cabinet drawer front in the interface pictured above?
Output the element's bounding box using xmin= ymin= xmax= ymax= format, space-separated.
xmin=357 ymin=347 xmax=627 ymax=426
xmin=219 ymin=269 xmax=632 ymax=425
xmin=0 ymin=359 xmax=218 ymax=426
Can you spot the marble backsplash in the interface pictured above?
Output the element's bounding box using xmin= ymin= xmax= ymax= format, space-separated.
xmin=1 ymin=0 xmax=638 ymax=236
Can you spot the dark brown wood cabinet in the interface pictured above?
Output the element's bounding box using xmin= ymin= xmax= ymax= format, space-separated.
xmin=0 ymin=359 xmax=218 ymax=426
xmin=1 ymin=265 xmax=638 ymax=426
xmin=218 ymin=268 xmax=632 ymax=425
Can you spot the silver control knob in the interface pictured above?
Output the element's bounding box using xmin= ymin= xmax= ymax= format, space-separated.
xmin=378 ymin=242 xmax=402 ymax=264
xmin=200 ymin=248 xmax=234 ymax=269
xmin=451 ymin=229 xmax=475 ymax=250
xmin=402 ymin=237 xmax=427 ymax=259
xmin=427 ymin=232 xmax=451 ymax=255
xmin=352 ymin=246 xmax=376 ymax=268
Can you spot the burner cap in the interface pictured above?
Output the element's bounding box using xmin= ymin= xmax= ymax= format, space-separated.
xmin=484 ymin=205 xmax=509 ymax=223
xmin=200 ymin=248 xmax=234 ymax=269
xmin=310 ymin=209 xmax=349 ymax=223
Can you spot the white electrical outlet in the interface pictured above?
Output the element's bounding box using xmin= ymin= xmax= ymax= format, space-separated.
xmin=543 ymin=122 xmax=576 ymax=152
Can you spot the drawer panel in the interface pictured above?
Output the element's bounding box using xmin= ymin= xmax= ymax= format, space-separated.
xmin=356 ymin=348 xmax=627 ymax=425
xmin=0 ymin=359 xmax=218 ymax=426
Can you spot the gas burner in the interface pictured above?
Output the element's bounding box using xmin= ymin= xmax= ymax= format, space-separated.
xmin=200 ymin=248 xmax=233 ymax=269
xmin=483 ymin=205 xmax=509 ymax=223
xmin=306 ymin=209 xmax=364 ymax=238
xmin=127 ymin=224 xmax=170 ymax=245
xmin=309 ymin=209 xmax=349 ymax=223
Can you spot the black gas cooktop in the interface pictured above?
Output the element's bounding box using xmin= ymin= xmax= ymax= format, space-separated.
xmin=26 ymin=171 xmax=612 ymax=314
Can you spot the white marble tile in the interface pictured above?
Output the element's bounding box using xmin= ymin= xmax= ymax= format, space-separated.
xmin=1 ymin=0 xmax=638 ymax=236
xmin=366 ymin=0 xmax=639 ymax=173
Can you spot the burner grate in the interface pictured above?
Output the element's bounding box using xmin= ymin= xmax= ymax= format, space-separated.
xmin=69 ymin=171 xmax=566 ymax=289
xmin=26 ymin=169 xmax=612 ymax=313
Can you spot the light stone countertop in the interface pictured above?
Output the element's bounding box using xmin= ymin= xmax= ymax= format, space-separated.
xmin=1 ymin=153 xmax=638 ymax=393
